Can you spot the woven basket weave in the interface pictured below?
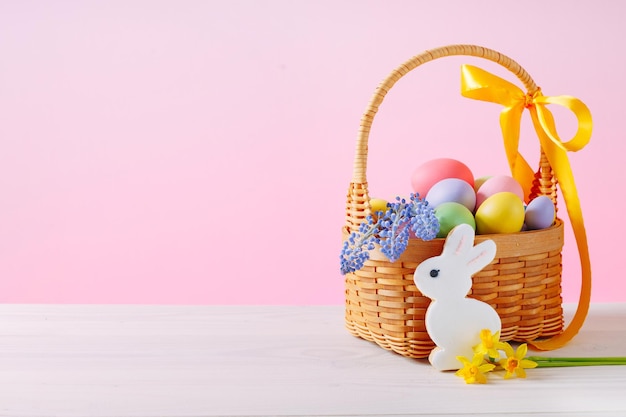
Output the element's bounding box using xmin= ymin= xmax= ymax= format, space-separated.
xmin=344 ymin=44 xmax=566 ymax=359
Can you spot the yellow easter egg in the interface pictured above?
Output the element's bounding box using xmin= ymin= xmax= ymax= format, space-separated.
xmin=369 ymin=198 xmax=388 ymax=217
xmin=475 ymin=192 xmax=525 ymax=234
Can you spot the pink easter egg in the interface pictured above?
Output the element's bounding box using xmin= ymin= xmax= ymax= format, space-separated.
xmin=475 ymin=175 xmax=524 ymax=210
xmin=411 ymin=158 xmax=474 ymax=199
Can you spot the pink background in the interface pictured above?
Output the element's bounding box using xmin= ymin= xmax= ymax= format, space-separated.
xmin=0 ymin=1 xmax=623 ymax=304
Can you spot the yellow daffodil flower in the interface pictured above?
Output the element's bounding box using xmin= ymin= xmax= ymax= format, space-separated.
xmin=473 ymin=329 xmax=507 ymax=360
xmin=456 ymin=354 xmax=496 ymax=384
xmin=452 ymin=330 xmax=625 ymax=385
xmin=499 ymin=343 xmax=538 ymax=379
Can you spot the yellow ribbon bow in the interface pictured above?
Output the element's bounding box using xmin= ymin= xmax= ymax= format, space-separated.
xmin=461 ymin=64 xmax=592 ymax=351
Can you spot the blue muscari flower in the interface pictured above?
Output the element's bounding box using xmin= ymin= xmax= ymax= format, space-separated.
xmin=376 ymin=197 xmax=411 ymax=263
xmin=340 ymin=193 xmax=440 ymax=274
xmin=340 ymin=214 xmax=381 ymax=275
xmin=408 ymin=193 xmax=439 ymax=241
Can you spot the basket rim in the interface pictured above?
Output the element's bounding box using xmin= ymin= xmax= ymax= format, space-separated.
xmin=342 ymin=218 xmax=564 ymax=263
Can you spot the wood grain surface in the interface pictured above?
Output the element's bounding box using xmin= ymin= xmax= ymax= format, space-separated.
xmin=0 ymin=304 xmax=625 ymax=416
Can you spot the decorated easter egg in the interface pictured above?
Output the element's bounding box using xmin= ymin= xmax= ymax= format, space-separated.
xmin=425 ymin=178 xmax=476 ymax=211
xmin=475 ymin=192 xmax=525 ymax=234
xmin=475 ymin=175 xmax=524 ymax=209
xmin=434 ymin=202 xmax=476 ymax=238
xmin=525 ymin=195 xmax=556 ymax=230
xmin=411 ymin=158 xmax=474 ymax=198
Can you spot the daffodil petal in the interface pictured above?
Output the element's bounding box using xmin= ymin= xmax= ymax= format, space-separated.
xmin=502 ymin=342 xmax=515 ymax=357
xmin=517 ymin=343 xmax=528 ymax=359
xmin=457 ymin=356 xmax=471 ymax=366
xmin=521 ymin=359 xmax=538 ymax=369
xmin=472 ymin=354 xmax=486 ymax=366
xmin=479 ymin=363 xmax=496 ymax=373
xmin=480 ymin=329 xmax=493 ymax=341
xmin=495 ymin=341 xmax=509 ymax=351
xmin=472 ymin=345 xmax=486 ymax=355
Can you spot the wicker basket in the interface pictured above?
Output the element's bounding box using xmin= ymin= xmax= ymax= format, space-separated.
xmin=343 ymin=44 xmax=588 ymax=359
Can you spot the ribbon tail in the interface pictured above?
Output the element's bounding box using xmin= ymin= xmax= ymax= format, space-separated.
xmin=500 ymin=106 xmax=535 ymax=203
xmin=461 ymin=65 xmax=536 ymax=202
xmin=527 ymin=111 xmax=592 ymax=351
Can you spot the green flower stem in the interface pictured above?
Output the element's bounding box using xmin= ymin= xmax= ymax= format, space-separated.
xmin=527 ymin=356 xmax=626 ymax=368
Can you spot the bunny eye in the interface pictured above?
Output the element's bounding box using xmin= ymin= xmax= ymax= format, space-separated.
xmin=430 ymin=269 xmax=440 ymax=278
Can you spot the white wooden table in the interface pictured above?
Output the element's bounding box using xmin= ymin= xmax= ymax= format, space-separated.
xmin=1 ymin=303 xmax=625 ymax=416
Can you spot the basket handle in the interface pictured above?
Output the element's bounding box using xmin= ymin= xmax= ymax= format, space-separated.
xmin=345 ymin=44 xmax=542 ymax=232
xmin=344 ymin=44 xmax=591 ymax=352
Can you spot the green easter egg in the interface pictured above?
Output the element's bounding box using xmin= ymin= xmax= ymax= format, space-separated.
xmin=434 ymin=202 xmax=476 ymax=238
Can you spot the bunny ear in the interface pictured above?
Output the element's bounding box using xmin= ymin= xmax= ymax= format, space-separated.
xmin=465 ymin=239 xmax=497 ymax=275
xmin=441 ymin=223 xmax=476 ymax=256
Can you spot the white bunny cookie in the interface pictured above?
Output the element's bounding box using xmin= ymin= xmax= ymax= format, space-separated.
xmin=414 ymin=223 xmax=501 ymax=371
